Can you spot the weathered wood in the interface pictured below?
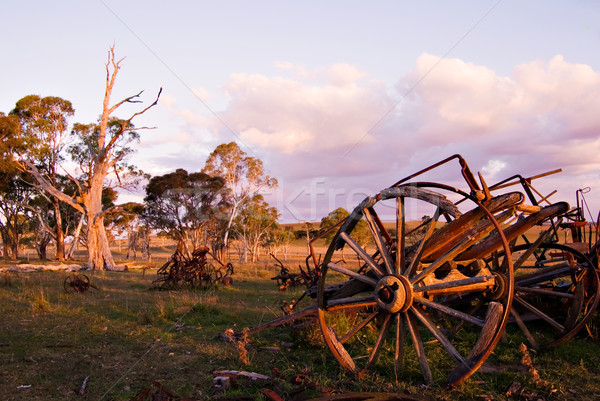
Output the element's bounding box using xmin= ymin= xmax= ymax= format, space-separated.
xmin=406 ymin=310 xmax=432 ymax=384
xmin=339 ymin=232 xmax=385 ymax=277
xmin=396 ymin=197 xmax=406 ymax=274
xmin=364 ymin=313 xmax=393 ymax=371
xmin=411 ymin=306 xmax=468 ymax=367
xmin=363 ymin=207 xmax=395 ymax=275
xmin=379 ymin=186 xmax=461 ymax=218
xmin=326 ymin=295 xmax=377 ymax=311
xmin=415 ymin=275 xmax=496 ymax=296
xmin=328 ymin=262 xmax=377 ymax=287
xmin=394 ymin=313 xmax=405 ymax=381
xmin=324 ymin=325 xmax=357 ymax=373
xmin=514 ymin=296 xmax=565 ymax=332
xmin=243 ymin=305 xmax=317 ymax=335
xmin=447 ymin=301 xmax=503 ymax=385
xmin=418 ymin=193 xmax=522 ymax=263
xmin=510 ymin=308 xmax=539 ymax=349
xmin=340 ymin=311 xmax=379 ymax=344
xmin=458 ymin=202 xmax=569 ymax=261
xmin=414 ymin=297 xmax=485 ymax=327
xmin=404 ymin=207 xmax=441 ymax=277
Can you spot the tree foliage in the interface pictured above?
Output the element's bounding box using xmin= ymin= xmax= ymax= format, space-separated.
xmin=10 ymin=95 xmax=74 ymax=260
xmin=320 ymin=207 xmax=371 ymax=248
xmin=144 ymin=169 xmax=229 ymax=254
xmin=10 ymin=47 xmax=161 ymax=270
xmin=202 ymin=142 xmax=278 ymax=255
xmin=233 ymin=195 xmax=280 ymax=263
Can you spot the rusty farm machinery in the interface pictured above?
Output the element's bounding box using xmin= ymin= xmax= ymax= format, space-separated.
xmin=241 ymin=154 xmax=600 ymax=386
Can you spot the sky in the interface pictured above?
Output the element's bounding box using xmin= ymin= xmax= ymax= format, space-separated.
xmin=2 ymin=1 xmax=600 ymax=223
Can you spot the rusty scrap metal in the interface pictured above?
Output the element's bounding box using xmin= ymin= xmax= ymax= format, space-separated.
xmin=239 ymin=155 xmax=600 ymax=386
xmin=63 ymin=274 xmax=98 ymax=294
xmin=270 ymin=253 xmax=320 ymax=292
xmin=153 ymin=246 xmax=234 ymax=289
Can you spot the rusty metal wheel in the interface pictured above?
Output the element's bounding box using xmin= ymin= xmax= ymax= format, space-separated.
xmin=510 ymin=243 xmax=600 ymax=349
xmin=317 ymin=184 xmax=518 ymax=386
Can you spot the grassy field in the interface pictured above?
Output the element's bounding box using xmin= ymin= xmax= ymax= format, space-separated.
xmin=1 ymin=238 xmax=600 ymax=401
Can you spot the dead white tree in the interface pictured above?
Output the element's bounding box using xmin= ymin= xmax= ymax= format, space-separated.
xmin=21 ymin=46 xmax=160 ymax=270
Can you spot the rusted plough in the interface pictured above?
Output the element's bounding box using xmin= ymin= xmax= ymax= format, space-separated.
xmin=153 ymin=246 xmax=234 ymax=289
xmin=240 ymin=155 xmax=600 ymax=386
xmin=270 ymin=253 xmax=320 ymax=292
xmin=64 ymin=274 xmax=98 ymax=294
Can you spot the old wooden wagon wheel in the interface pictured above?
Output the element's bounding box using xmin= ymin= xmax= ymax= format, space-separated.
xmin=509 ymin=242 xmax=600 ymax=349
xmin=64 ymin=274 xmax=92 ymax=294
xmin=317 ymin=184 xmax=519 ymax=386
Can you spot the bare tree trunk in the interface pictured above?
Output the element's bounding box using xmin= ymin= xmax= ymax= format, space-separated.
xmin=66 ymin=214 xmax=84 ymax=260
xmin=53 ymin=199 xmax=65 ymax=261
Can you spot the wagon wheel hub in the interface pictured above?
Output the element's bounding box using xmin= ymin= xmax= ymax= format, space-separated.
xmin=374 ymin=275 xmax=413 ymax=313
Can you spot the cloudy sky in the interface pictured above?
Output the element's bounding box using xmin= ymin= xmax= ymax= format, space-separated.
xmin=2 ymin=1 xmax=600 ymax=222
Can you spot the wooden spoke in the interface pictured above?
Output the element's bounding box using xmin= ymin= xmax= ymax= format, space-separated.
xmin=404 ymin=207 xmax=442 ymax=278
xmin=510 ymin=308 xmax=539 ymax=349
xmin=411 ymin=306 xmax=468 ymax=367
xmin=363 ymin=207 xmax=395 ymax=274
xmin=515 ymin=285 xmax=574 ymax=299
xmin=340 ymin=311 xmax=379 ymax=344
xmin=415 ymin=297 xmax=485 ymax=327
xmin=514 ymin=296 xmax=565 ymax=332
xmin=339 ymin=232 xmax=385 ymax=277
xmin=394 ymin=313 xmax=405 ymax=381
xmin=406 ymin=310 xmax=433 ymax=384
xmin=516 ymin=265 xmax=571 ymax=286
xmin=513 ymin=230 xmax=553 ymax=272
xmin=411 ymin=233 xmax=479 ymax=285
xmin=327 ymin=262 xmax=377 ymax=287
xmin=326 ymin=295 xmax=377 ymax=311
xmin=396 ymin=197 xmax=406 ymax=274
xmin=364 ymin=313 xmax=393 ymax=371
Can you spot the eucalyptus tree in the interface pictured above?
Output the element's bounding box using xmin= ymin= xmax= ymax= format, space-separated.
xmin=12 ymin=47 xmax=160 ymax=270
xmin=202 ymin=142 xmax=278 ymax=258
xmin=144 ymin=169 xmax=229 ymax=255
xmin=10 ymin=95 xmax=74 ymax=260
xmin=232 ymin=195 xmax=279 ymax=263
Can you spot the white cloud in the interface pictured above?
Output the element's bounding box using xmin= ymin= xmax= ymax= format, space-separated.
xmin=219 ymin=67 xmax=391 ymax=153
xmin=152 ymin=55 xmax=600 ymax=221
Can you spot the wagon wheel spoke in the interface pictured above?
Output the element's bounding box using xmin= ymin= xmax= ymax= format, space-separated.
xmin=327 ymin=262 xmax=378 ymax=287
xmin=411 ymin=305 xmax=469 ymax=368
xmin=404 ymin=207 xmax=442 ymax=277
xmin=340 ymin=311 xmax=379 ymax=344
xmin=513 ymin=295 xmax=565 ymax=332
xmin=415 ymin=297 xmax=485 ymax=327
xmin=339 ymin=232 xmax=385 ymax=277
xmin=411 ymin=233 xmax=480 ymax=285
xmin=363 ymin=207 xmax=395 ymax=274
xmin=510 ymin=243 xmax=600 ymax=348
xmin=406 ymin=310 xmax=433 ymax=384
xmin=510 ymin=308 xmax=539 ymax=349
xmin=396 ymin=197 xmax=406 ymax=274
xmin=363 ymin=313 xmax=394 ymax=371
xmin=325 ymin=295 xmax=378 ymax=311
xmin=394 ymin=313 xmax=405 ymax=380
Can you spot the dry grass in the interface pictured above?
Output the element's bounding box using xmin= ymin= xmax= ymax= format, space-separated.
xmin=1 ymin=237 xmax=600 ymax=400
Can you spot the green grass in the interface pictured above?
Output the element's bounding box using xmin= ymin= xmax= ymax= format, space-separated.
xmin=1 ymin=263 xmax=600 ymax=400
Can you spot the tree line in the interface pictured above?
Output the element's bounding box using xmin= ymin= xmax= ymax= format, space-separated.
xmin=1 ymin=47 xmax=363 ymax=269
xmin=0 ymin=47 xmax=278 ymax=269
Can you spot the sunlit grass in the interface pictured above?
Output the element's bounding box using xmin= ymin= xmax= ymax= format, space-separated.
xmin=1 ymin=253 xmax=600 ymax=400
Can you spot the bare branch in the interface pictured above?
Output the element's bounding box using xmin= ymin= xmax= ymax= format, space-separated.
xmin=104 ymin=88 xmax=162 ymax=152
xmin=24 ymin=160 xmax=84 ymax=214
